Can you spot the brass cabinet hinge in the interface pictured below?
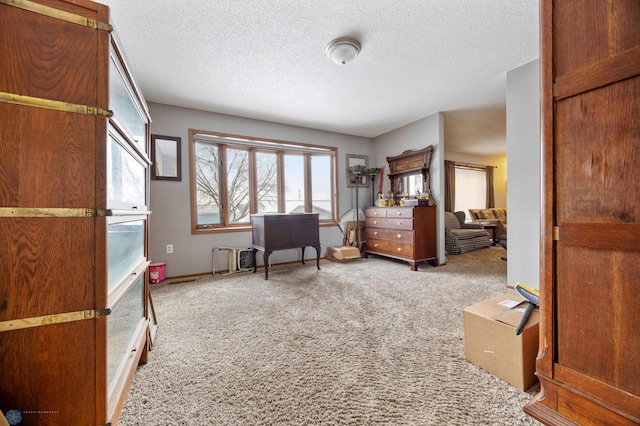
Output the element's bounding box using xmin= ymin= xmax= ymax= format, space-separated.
xmin=0 ymin=92 xmax=113 ymax=117
xmin=0 ymin=308 xmax=112 ymax=333
xmin=0 ymin=207 xmax=97 ymax=218
xmin=0 ymin=0 xmax=112 ymax=31
xmin=0 ymin=208 xmax=150 ymax=218
xmin=553 ymin=226 xmax=560 ymax=241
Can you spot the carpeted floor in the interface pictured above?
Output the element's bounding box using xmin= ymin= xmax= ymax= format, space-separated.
xmin=119 ymin=246 xmax=542 ymax=425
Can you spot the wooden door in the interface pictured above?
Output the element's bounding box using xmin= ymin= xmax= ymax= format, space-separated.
xmin=524 ymin=1 xmax=640 ymax=424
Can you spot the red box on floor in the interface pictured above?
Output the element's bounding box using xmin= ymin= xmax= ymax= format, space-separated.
xmin=149 ymin=262 xmax=166 ymax=284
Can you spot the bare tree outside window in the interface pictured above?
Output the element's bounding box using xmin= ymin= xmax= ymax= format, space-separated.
xmin=226 ymin=148 xmax=250 ymax=223
xmin=256 ymin=152 xmax=278 ymax=213
xmin=195 ymin=143 xmax=281 ymax=226
xmin=195 ymin=142 xmax=221 ymax=225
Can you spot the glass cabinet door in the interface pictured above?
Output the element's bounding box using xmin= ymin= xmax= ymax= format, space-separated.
xmin=107 ymin=275 xmax=144 ymax=388
xmin=107 ymin=130 xmax=147 ymax=208
xmin=109 ymin=57 xmax=147 ymax=150
xmin=107 ymin=219 xmax=145 ymax=291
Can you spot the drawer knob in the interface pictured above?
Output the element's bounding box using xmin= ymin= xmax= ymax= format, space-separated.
xmin=397 ymin=234 xmax=402 ymax=239
xmin=374 ymin=243 xmax=379 ymax=248
xmin=373 ymin=220 xmax=378 ymax=225
xmin=397 ymin=248 xmax=402 ymax=252
xmin=396 ymin=222 xmax=401 ymax=226
xmin=396 ymin=210 xmax=401 ymax=216
xmin=374 ymin=211 xmax=378 ymax=216
xmin=374 ymin=231 xmax=378 ymax=236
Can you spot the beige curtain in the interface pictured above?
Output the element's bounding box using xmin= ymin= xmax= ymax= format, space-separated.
xmin=444 ymin=160 xmax=456 ymax=212
xmin=486 ymin=166 xmax=495 ymax=208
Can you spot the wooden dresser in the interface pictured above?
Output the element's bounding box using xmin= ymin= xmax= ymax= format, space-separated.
xmin=0 ymin=1 xmax=153 ymax=424
xmin=251 ymin=213 xmax=321 ymax=279
xmin=365 ymin=206 xmax=437 ymax=270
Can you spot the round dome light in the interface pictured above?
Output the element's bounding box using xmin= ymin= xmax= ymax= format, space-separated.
xmin=325 ymin=37 xmax=361 ymax=65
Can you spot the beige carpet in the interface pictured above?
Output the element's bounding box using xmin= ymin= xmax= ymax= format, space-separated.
xmin=119 ymin=247 xmax=541 ymax=425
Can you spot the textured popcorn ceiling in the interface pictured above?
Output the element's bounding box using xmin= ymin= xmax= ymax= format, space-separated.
xmin=101 ymin=0 xmax=539 ymax=155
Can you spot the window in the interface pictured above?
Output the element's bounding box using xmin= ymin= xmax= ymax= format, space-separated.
xmin=190 ymin=130 xmax=337 ymax=232
xmin=256 ymin=151 xmax=278 ymax=213
xmin=284 ymin=154 xmax=305 ymax=213
xmin=454 ymin=166 xmax=486 ymax=222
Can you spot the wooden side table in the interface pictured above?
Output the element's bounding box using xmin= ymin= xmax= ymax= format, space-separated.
xmin=482 ymin=223 xmax=497 ymax=246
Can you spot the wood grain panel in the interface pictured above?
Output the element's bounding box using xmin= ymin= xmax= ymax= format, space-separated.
xmin=0 ymin=106 xmax=19 ymax=206
xmin=560 ymin=223 xmax=640 ymax=251
xmin=555 ymin=77 xmax=639 ymax=224
xmin=555 ymin=365 xmax=640 ymax=420
xmin=554 ymin=0 xmax=640 ymax=81
xmin=606 ymin=0 xmax=640 ymax=55
xmin=556 ymin=245 xmax=640 ymax=395
xmin=0 ymin=218 xmax=95 ymax=320
xmin=0 ymin=3 xmax=98 ymax=106
xmin=0 ymin=104 xmax=97 ymax=207
xmin=555 ymin=45 xmax=640 ymax=100
xmin=554 ymin=0 xmax=609 ymax=76
xmin=558 ymin=385 xmax=640 ymax=426
xmin=0 ymin=321 xmax=96 ymax=425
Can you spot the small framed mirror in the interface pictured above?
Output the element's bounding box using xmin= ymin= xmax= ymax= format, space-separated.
xmin=151 ymin=135 xmax=181 ymax=181
xmin=346 ymin=154 xmax=368 ymax=187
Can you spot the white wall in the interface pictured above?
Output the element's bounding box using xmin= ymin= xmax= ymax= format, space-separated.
xmin=506 ymin=59 xmax=541 ymax=289
xmin=373 ymin=113 xmax=446 ymax=265
xmin=148 ymin=102 xmax=374 ymax=277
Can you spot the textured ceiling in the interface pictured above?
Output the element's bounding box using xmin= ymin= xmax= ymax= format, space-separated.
xmin=101 ymin=0 xmax=539 ymax=155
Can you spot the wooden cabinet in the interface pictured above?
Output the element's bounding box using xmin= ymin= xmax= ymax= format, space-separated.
xmin=0 ymin=1 xmax=152 ymax=424
xmin=251 ymin=213 xmax=321 ymax=279
xmin=523 ymin=1 xmax=640 ymax=425
xmin=365 ymin=206 xmax=438 ymax=270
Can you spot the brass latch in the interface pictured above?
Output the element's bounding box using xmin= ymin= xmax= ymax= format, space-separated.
xmin=0 ymin=207 xmax=97 ymax=218
xmin=0 ymin=308 xmax=112 ymax=333
xmin=0 ymin=92 xmax=113 ymax=117
xmin=1 ymin=0 xmax=113 ymax=31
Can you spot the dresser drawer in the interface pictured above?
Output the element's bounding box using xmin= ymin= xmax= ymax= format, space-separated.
xmin=366 ymin=239 xmax=414 ymax=258
xmin=366 ymin=228 xmax=414 ymax=244
xmin=366 ymin=217 xmax=414 ymax=230
xmin=385 ymin=207 xmax=414 ymax=218
xmin=366 ymin=207 xmax=387 ymax=218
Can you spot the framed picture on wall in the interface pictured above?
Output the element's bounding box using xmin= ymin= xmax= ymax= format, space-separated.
xmin=346 ymin=154 xmax=368 ymax=187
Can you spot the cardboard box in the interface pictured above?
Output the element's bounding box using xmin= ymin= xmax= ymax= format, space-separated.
xmin=463 ymin=294 xmax=540 ymax=390
xmin=327 ymin=246 xmax=361 ymax=261
xmin=344 ymin=220 xmax=366 ymax=247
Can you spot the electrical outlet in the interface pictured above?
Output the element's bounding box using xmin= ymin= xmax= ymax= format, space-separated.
xmin=166 ymin=244 xmax=173 ymax=254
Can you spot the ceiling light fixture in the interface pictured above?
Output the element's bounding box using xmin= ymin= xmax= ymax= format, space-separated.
xmin=325 ymin=37 xmax=361 ymax=65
